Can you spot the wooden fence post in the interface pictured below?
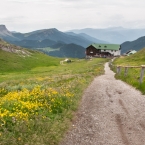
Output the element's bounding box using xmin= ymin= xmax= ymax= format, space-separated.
xmin=109 ymin=61 xmax=112 ymax=67
xmin=116 ymin=66 xmax=119 ymax=74
xmin=139 ymin=65 xmax=145 ymax=84
xmin=117 ymin=66 xmax=121 ymax=75
xmin=124 ymin=67 xmax=128 ymax=76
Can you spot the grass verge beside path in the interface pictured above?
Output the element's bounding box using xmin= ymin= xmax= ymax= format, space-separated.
xmin=0 ymin=58 xmax=108 ymax=145
xmin=111 ymin=48 xmax=145 ymax=94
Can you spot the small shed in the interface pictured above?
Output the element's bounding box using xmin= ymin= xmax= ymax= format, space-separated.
xmin=86 ymin=43 xmax=121 ymax=58
xmin=125 ymin=50 xmax=137 ymax=56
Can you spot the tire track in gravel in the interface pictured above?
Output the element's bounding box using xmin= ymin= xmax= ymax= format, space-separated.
xmin=115 ymin=114 xmax=130 ymax=145
xmin=60 ymin=62 xmax=145 ymax=145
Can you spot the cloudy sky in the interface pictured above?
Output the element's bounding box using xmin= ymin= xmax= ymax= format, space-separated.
xmin=0 ymin=0 xmax=145 ymax=32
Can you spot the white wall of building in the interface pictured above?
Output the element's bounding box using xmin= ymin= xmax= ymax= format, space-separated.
xmin=101 ymin=49 xmax=121 ymax=56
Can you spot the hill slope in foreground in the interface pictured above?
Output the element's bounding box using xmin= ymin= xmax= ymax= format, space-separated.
xmin=114 ymin=47 xmax=145 ymax=66
xmin=0 ymin=39 xmax=60 ymax=72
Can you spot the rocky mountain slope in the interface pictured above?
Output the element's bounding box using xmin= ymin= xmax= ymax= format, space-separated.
xmin=0 ymin=38 xmax=30 ymax=56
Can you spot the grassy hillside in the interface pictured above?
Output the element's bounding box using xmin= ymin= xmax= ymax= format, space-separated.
xmin=112 ymin=47 xmax=145 ymax=94
xmin=0 ymin=39 xmax=61 ymax=72
xmin=0 ymin=49 xmax=60 ymax=72
xmin=114 ymin=47 xmax=145 ymax=65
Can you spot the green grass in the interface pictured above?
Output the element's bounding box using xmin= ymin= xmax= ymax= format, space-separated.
xmin=114 ymin=48 xmax=145 ymax=66
xmin=0 ymin=49 xmax=61 ymax=73
xmin=0 ymin=57 xmax=108 ymax=145
xmin=111 ymin=47 xmax=145 ymax=94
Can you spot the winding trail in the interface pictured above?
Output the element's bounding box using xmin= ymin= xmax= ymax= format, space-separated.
xmin=60 ymin=62 xmax=145 ymax=145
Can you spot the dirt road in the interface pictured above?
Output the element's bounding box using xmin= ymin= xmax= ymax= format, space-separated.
xmin=60 ymin=62 xmax=145 ymax=145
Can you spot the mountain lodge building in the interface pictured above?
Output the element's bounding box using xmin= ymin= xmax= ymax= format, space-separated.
xmin=86 ymin=43 xmax=121 ymax=58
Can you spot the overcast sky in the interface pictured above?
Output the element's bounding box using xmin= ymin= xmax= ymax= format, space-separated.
xmin=0 ymin=0 xmax=145 ymax=33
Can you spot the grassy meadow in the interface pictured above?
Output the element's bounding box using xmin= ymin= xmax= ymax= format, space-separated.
xmin=0 ymin=56 xmax=107 ymax=145
xmin=0 ymin=49 xmax=60 ymax=73
xmin=111 ymin=48 xmax=145 ymax=94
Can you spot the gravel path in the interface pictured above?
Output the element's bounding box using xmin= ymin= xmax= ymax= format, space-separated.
xmin=60 ymin=62 xmax=145 ymax=145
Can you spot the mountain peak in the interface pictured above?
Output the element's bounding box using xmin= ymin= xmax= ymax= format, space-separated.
xmin=0 ymin=25 xmax=8 ymax=31
xmin=49 ymin=28 xmax=58 ymax=31
xmin=0 ymin=25 xmax=19 ymax=41
xmin=43 ymin=28 xmax=59 ymax=33
xmin=0 ymin=24 xmax=12 ymax=37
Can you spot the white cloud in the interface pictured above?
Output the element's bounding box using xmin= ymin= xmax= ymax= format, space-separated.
xmin=0 ymin=0 xmax=145 ymax=32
